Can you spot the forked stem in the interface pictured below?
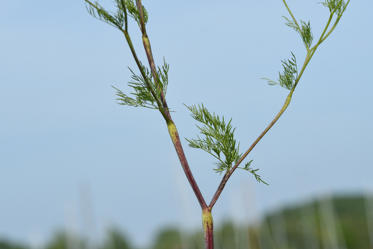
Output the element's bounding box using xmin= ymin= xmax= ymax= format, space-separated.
xmin=85 ymin=1 xmax=350 ymax=248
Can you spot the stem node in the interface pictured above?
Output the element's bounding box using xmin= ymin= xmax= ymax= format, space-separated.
xmin=202 ymin=208 xmax=214 ymax=249
xmin=167 ymin=122 xmax=177 ymax=143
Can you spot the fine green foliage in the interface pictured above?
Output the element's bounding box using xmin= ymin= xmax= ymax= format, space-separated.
xmin=321 ymin=0 xmax=348 ymax=15
xmin=85 ymin=0 xmax=148 ymax=31
xmin=185 ymin=104 xmax=241 ymax=173
xmin=263 ymin=52 xmax=298 ymax=90
xmin=85 ymin=0 xmax=126 ymax=29
xmin=284 ymin=17 xmax=313 ymax=48
xmin=186 ymin=104 xmax=268 ymax=183
xmin=239 ymin=160 xmax=268 ymax=185
xmin=125 ymin=0 xmax=148 ymax=27
xmin=113 ymin=60 xmax=169 ymax=109
xmin=264 ymin=0 xmax=350 ymax=92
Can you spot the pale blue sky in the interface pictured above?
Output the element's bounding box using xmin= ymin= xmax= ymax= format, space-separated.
xmin=0 ymin=0 xmax=372 ymax=247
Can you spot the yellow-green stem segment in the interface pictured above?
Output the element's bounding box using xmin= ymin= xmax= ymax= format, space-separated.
xmin=167 ymin=122 xmax=177 ymax=143
xmin=202 ymin=209 xmax=213 ymax=231
xmin=202 ymin=209 xmax=214 ymax=249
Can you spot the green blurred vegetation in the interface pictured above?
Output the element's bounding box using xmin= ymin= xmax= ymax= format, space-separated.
xmin=1 ymin=194 xmax=372 ymax=249
xmin=0 ymin=239 xmax=28 ymax=249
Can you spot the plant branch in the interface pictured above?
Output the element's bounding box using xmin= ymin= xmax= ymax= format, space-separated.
xmin=316 ymin=13 xmax=334 ymax=48
xmin=208 ymin=0 xmax=350 ymax=209
xmin=282 ymin=0 xmax=302 ymax=33
xmin=318 ymin=0 xmax=350 ymax=44
xmin=123 ymin=0 xmax=128 ymax=31
xmin=209 ymin=1 xmax=350 ymax=207
xmin=209 ymin=92 xmax=294 ymax=209
xmin=167 ymin=121 xmax=208 ymax=209
xmin=135 ymin=0 xmax=170 ymax=117
xmin=209 ymin=48 xmax=315 ymax=209
xmin=133 ymin=0 xmax=208 ymax=209
xmin=121 ymin=30 xmax=169 ymax=120
xmin=321 ymin=0 xmax=350 ymax=42
xmin=84 ymin=0 xmax=168 ymax=118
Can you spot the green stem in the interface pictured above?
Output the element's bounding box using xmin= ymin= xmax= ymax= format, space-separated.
xmin=321 ymin=0 xmax=351 ymax=43
xmin=316 ymin=13 xmax=334 ymax=47
xmin=283 ymin=0 xmax=310 ymax=51
xmin=209 ymin=0 xmax=350 ymax=208
xmin=282 ymin=0 xmax=301 ymax=32
xmin=122 ymin=30 xmax=169 ymax=121
xmin=209 ymin=88 xmax=294 ymax=209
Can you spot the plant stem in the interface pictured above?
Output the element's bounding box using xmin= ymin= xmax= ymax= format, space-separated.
xmin=209 ymin=0 xmax=349 ymax=208
xmin=209 ymin=50 xmax=314 ymax=209
xmin=167 ymin=121 xmax=208 ymax=209
xmin=85 ymin=1 xmax=350 ymax=248
xmin=133 ymin=0 xmax=208 ymax=210
xmin=282 ymin=0 xmax=301 ymax=32
xmin=202 ymin=208 xmax=214 ymax=249
xmin=209 ymin=90 xmax=294 ymax=209
xmin=135 ymin=0 xmax=169 ymax=114
xmin=121 ymin=30 xmax=169 ymax=120
xmin=321 ymin=0 xmax=350 ymax=43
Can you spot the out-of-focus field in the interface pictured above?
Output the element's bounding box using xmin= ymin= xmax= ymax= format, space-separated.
xmin=1 ymin=194 xmax=372 ymax=249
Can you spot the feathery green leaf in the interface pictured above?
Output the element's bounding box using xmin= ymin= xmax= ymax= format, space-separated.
xmin=239 ymin=160 xmax=268 ymax=185
xmin=125 ymin=0 xmax=148 ymax=26
xmin=84 ymin=0 xmax=148 ymax=30
xmin=263 ymin=52 xmax=298 ymax=90
xmin=85 ymin=1 xmax=122 ymax=29
xmin=185 ymin=104 xmax=241 ymax=173
xmin=114 ymin=59 xmax=169 ymax=109
xmin=321 ymin=0 xmax=347 ymax=16
xmin=284 ymin=17 xmax=313 ymax=48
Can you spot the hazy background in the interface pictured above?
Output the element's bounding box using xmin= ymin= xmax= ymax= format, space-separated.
xmin=0 ymin=0 xmax=372 ymax=248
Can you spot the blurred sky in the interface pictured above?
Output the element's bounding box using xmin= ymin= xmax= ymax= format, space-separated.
xmin=0 ymin=0 xmax=372 ymax=247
